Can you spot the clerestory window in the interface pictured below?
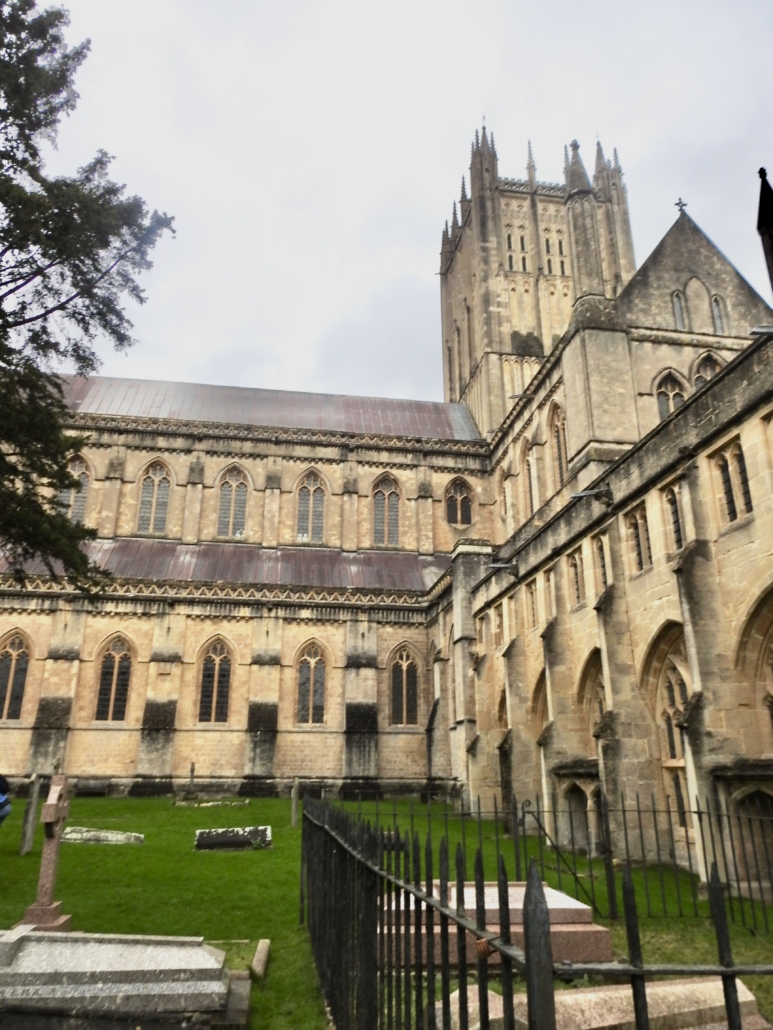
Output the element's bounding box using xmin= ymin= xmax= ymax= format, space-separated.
xmin=217 ymin=468 xmax=248 ymax=538
xmin=58 ymin=458 xmax=89 ymax=524
xmin=297 ymin=472 xmax=325 ymax=543
xmin=138 ymin=463 xmax=171 ymax=534
xmin=446 ymin=480 xmax=472 ymax=527
xmin=373 ymin=476 xmax=400 ymax=547
xmin=0 ymin=635 xmax=28 ymax=720
xmin=656 ymin=373 xmax=686 ymax=421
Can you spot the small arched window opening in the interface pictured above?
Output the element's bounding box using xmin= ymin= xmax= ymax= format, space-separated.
xmin=373 ymin=476 xmax=400 ymax=547
xmin=508 ymin=254 xmax=513 ymax=270
xmin=656 ymin=373 xmax=686 ymax=421
xmin=545 ymin=237 xmax=551 ymax=255
xmin=716 ymin=443 xmax=753 ymax=525
xmin=391 ymin=647 xmax=418 ymax=725
xmin=673 ymin=292 xmax=686 ymax=331
xmin=658 ymin=650 xmax=691 ymax=827
xmin=521 ymin=256 xmax=527 ymax=272
xmin=297 ymin=643 xmax=325 ymax=724
xmin=568 ymin=549 xmax=585 ymax=607
xmin=446 ymin=480 xmax=472 ymax=527
xmin=0 ymin=635 xmax=28 ymax=720
xmin=522 ymin=444 xmax=536 ymax=519
xmin=717 ymin=454 xmax=737 ymax=522
xmin=734 ymin=446 xmax=753 ymax=515
xmin=199 ymin=640 xmax=231 ymax=723
xmin=551 ymin=407 xmax=568 ymax=488
xmin=138 ymin=462 xmax=171 ymax=534
xmin=712 ymin=296 xmax=725 ymax=335
xmin=217 ymin=468 xmax=248 ymax=538
xmin=547 ymin=258 xmax=553 ymax=274
xmin=625 ymin=504 xmax=652 ymax=573
xmin=96 ymin=638 xmax=131 ymax=721
xmin=297 ymin=472 xmax=325 ymax=543
xmin=558 ymin=238 xmax=564 ymax=256
xmin=593 ymin=535 xmax=608 ymax=592
xmin=506 ymin=233 xmax=512 ymax=250
xmin=560 ymin=260 xmax=566 ymax=276
xmin=58 ymin=458 xmax=89 ymax=524
xmin=664 ymin=487 xmax=684 ymax=551
xmin=693 ymin=354 xmax=722 ymax=389
xmin=520 ymin=235 xmax=526 ymax=252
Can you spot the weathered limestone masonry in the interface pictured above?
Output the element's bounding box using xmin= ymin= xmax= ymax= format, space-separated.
xmin=1 ymin=131 xmax=772 ymax=852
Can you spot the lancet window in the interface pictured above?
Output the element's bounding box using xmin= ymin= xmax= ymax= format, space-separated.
xmin=664 ymin=486 xmax=684 ymax=551
xmin=297 ymin=643 xmax=325 ymax=724
xmin=712 ymin=296 xmax=725 ymax=334
xmin=297 ymin=472 xmax=325 ymax=543
xmin=625 ymin=504 xmax=652 ymax=573
xmin=446 ymin=480 xmax=472 ymax=527
xmin=199 ymin=640 xmax=231 ymax=723
xmin=551 ymin=406 xmax=568 ymax=488
xmin=715 ymin=442 xmax=753 ymax=525
xmin=96 ymin=638 xmax=131 ymax=721
xmin=138 ymin=462 xmax=171 ymax=534
xmin=391 ymin=648 xmax=418 ymax=726
xmin=58 ymin=458 xmax=89 ymax=524
xmin=673 ymin=292 xmax=686 ymax=331
xmin=656 ymin=373 xmax=686 ymax=421
xmin=657 ymin=642 xmax=692 ymax=828
xmin=373 ymin=476 xmax=400 ymax=546
xmin=217 ymin=468 xmax=248 ymax=538
xmin=0 ymin=635 xmax=28 ymax=720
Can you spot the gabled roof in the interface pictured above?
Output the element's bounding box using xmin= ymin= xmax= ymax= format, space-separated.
xmin=616 ymin=212 xmax=772 ymax=333
xmin=64 ymin=376 xmax=481 ymax=442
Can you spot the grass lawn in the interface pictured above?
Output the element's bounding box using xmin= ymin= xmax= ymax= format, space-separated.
xmin=2 ymin=795 xmax=772 ymax=1027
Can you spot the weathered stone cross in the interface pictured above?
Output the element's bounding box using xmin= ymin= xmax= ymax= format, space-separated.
xmin=21 ymin=774 xmax=72 ymax=930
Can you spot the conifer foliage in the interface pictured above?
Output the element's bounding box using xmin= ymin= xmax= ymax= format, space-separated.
xmin=0 ymin=1 xmax=173 ymax=586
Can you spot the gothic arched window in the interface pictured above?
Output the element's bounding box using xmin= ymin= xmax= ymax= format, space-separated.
xmin=715 ymin=442 xmax=753 ymax=525
xmin=446 ymin=480 xmax=472 ymax=527
xmin=693 ymin=354 xmax=722 ymax=389
xmin=96 ymin=638 xmax=131 ymax=721
xmin=625 ymin=504 xmax=652 ymax=573
xmin=673 ymin=292 xmax=686 ymax=331
xmin=550 ymin=406 xmax=568 ymax=489
xmin=0 ymin=635 xmax=28 ymax=720
xmin=521 ymin=443 xmax=536 ymax=519
xmin=568 ymin=549 xmax=585 ymax=607
xmin=657 ymin=643 xmax=692 ymax=827
xmin=138 ymin=462 xmax=171 ymax=534
xmin=712 ymin=296 xmax=725 ymax=334
xmin=58 ymin=458 xmax=89 ymax=524
xmin=297 ymin=643 xmax=325 ymax=724
xmin=506 ymin=233 xmax=513 ymax=250
xmin=656 ymin=373 xmax=686 ymax=421
xmin=391 ymin=648 xmax=418 ymax=725
xmin=217 ymin=468 xmax=248 ymax=538
xmin=296 ymin=472 xmax=325 ymax=543
xmin=508 ymin=254 xmax=513 ymax=270
xmin=664 ymin=486 xmax=684 ymax=551
xmin=199 ymin=640 xmax=231 ymax=723
xmin=373 ymin=476 xmax=400 ymax=546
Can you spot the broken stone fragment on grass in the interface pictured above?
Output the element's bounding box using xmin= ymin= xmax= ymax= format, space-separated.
xmin=62 ymin=827 xmax=144 ymax=845
xmin=194 ymin=826 xmax=272 ymax=851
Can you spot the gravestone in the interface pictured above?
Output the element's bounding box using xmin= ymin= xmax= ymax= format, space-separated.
xmin=61 ymin=826 xmax=144 ymax=845
xmin=194 ymin=826 xmax=272 ymax=850
xmin=19 ymin=774 xmax=72 ymax=930
xmin=18 ymin=773 xmax=41 ymax=857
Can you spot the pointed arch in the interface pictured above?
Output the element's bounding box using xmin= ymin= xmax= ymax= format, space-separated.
xmin=95 ymin=635 xmax=133 ymax=721
xmin=296 ymin=639 xmax=327 ymax=724
xmin=372 ymin=474 xmax=400 ymax=547
xmin=530 ymin=670 xmax=549 ymax=739
xmin=576 ymin=648 xmax=605 ymax=742
xmin=654 ymin=370 xmax=689 ymax=421
xmin=137 ymin=459 xmax=173 ymax=534
xmin=216 ymin=464 xmax=250 ymax=538
xmin=684 ymin=276 xmax=713 ymax=334
xmin=197 ymin=636 xmax=233 ymax=723
xmin=295 ymin=468 xmax=327 ymax=544
xmin=58 ymin=455 xmax=92 ymax=524
xmin=691 ymin=351 xmax=723 ymax=389
xmin=387 ymin=641 xmax=423 ymax=726
xmin=445 ymin=478 xmax=473 ymax=527
xmin=0 ymin=630 xmax=31 ymax=720
xmin=548 ymin=403 xmax=568 ymax=490
xmin=520 ymin=438 xmax=536 ymax=519
xmin=735 ymin=585 xmax=773 ymax=733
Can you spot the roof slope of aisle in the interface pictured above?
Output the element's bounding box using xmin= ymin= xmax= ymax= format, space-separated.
xmin=64 ymin=376 xmax=481 ymax=441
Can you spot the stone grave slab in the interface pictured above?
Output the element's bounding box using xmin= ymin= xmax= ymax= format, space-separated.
xmin=194 ymin=826 xmax=271 ymax=850
xmin=62 ymin=826 xmax=144 ymax=845
xmin=0 ymin=924 xmax=248 ymax=1026
xmin=383 ymin=881 xmax=612 ymax=964
xmin=439 ymin=977 xmax=769 ymax=1030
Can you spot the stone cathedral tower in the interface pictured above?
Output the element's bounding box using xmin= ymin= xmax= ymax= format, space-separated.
xmin=440 ymin=130 xmax=635 ymax=437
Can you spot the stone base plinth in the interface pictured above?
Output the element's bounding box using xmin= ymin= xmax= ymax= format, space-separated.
xmin=17 ymin=901 xmax=72 ymax=931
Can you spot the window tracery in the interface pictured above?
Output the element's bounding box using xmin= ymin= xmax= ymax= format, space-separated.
xmin=446 ymin=480 xmax=472 ymax=527
xmin=715 ymin=442 xmax=753 ymax=525
xmin=391 ymin=647 xmax=418 ymax=725
xmin=664 ymin=486 xmax=684 ymax=551
xmin=0 ymin=635 xmax=28 ymax=720
xmin=297 ymin=643 xmax=325 ymax=724
xmin=297 ymin=472 xmax=325 ymax=543
xmin=58 ymin=458 xmax=89 ymax=524
xmin=373 ymin=476 xmax=399 ymax=546
xmin=96 ymin=638 xmax=131 ymax=721
xmin=199 ymin=640 xmax=231 ymax=723
xmin=138 ymin=462 xmax=171 ymax=534
xmin=656 ymin=373 xmax=686 ymax=421
xmin=550 ymin=406 xmax=568 ymax=488
xmin=217 ymin=468 xmax=248 ymax=538
xmin=693 ymin=354 xmax=722 ymax=389
xmin=625 ymin=504 xmax=652 ymax=573
xmin=657 ymin=642 xmax=692 ymax=828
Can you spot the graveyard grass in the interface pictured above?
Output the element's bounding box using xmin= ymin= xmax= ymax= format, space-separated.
xmin=2 ymin=797 xmax=772 ymax=1027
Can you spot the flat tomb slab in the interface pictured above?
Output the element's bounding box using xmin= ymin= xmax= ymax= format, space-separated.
xmin=439 ymin=977 xmax=769 ymax=1030
xmin=62 ymin=827 xmax=144 ymax=845
xmin=387 ymin=881 xmax=592 ymax=924
xmin=194 ymin=826 xmax=272 ymax=850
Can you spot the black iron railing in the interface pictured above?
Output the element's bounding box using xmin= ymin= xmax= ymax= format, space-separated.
xmin=301 ymin=795 xmax=773 ymax=1030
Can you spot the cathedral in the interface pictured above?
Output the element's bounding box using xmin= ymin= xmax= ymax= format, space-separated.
xmin=2 ymin=130 xmax=773 ymax=854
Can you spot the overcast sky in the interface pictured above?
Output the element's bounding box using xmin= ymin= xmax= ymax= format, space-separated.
xmin=45 ymin=0 xmax=773 ymax=402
